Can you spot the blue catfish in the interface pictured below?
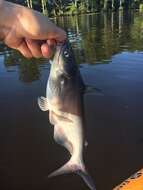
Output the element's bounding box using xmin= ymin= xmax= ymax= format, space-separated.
xmin=38 ymin=41 xmax=96 ymax=190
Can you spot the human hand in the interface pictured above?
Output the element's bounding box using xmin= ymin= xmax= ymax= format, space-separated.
xmin=0 ymin=1 xmax=66 ymax=58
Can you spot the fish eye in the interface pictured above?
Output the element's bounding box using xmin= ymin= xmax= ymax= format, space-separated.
xmin=64 ymin=51 xmax=69 ymax=58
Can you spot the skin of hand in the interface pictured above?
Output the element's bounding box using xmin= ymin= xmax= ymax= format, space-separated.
xmin=0 ymin=0 xmax=66 ymax=58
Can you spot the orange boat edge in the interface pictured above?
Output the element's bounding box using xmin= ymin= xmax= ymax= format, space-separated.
xmin=113 ymin=168 xmax=143 ymax=190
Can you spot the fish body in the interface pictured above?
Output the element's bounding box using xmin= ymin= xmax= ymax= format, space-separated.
xmin=38 ymin=41 xmax=96 ymax=190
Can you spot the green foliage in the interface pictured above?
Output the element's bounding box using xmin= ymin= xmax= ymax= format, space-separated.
xmin=65 ymin=3 xmax=78 ymax=15
xmin=78 ymin=3 xmax=87 ymax=13
xmin=11 ymin=0 xmax=143 ymax=16
xmin=139 ymin=4 xmax=143 ymax=12
xmin=4 ymin=50 xmax=44 ymax=83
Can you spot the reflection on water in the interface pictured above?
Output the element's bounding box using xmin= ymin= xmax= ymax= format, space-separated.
xmin=3 ymin=51 xmax=45 ymax=83
xmin=54 ymin=11 xmax=143 ymax=64
xmin=0 ymin=12 xmax=143 ymax=82
xmin=0 ymin=12 xmax=143 ymax=190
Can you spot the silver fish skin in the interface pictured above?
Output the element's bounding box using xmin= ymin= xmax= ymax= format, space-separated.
xmin=38 ymin=41 xmax=96 ymax=190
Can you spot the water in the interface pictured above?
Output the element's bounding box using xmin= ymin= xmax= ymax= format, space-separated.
xmin=0 ymin=12 xmax=143 ymax=190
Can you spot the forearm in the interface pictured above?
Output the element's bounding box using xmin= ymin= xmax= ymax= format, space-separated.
xmin=0 ymin=0 xmax=4 ymax=39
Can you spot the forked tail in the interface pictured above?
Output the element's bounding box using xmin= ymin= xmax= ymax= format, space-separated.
xmin=48 ymin=159 xmax=96 ymax=190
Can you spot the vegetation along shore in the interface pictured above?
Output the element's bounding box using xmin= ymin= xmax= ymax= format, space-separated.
xmin=8 ymin=0 xmax=143 ymax=17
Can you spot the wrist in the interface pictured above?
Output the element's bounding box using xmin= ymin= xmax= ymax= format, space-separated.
xmin=0 ymin=1 xmax=20 ymax=40
xmin=0 ymin=0 xmax=5 ymax=40
xmin=0 ymin=0 xmax=3 ymax=8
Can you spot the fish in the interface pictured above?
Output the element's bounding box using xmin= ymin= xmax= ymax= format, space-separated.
xmin=38 ymin=41 xmax=96 ymax=190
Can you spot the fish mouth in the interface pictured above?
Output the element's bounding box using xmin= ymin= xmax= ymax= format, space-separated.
xmin=56 ymin=42 xmax=71 ymax=79
xmin=57 ymin=42 xmax=66 ymax=65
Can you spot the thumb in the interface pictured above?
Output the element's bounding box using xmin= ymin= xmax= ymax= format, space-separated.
xmin=23 ymin=17 xmax=67 ymax=42
xmin=45 ymin=21 xmax=67 ymax=42
xmin=18 ymin=8 xmax=67 ymax=42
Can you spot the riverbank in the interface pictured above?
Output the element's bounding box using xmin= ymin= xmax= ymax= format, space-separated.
xmin=49 ymin=7 xmax=142 ymax=18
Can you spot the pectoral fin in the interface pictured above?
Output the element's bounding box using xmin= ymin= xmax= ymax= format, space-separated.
xmin=38 ymin=96 xmax=49 ymax=111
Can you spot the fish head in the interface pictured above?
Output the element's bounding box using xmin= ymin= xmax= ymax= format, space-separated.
xmin=51 ymin=41 xmax=77 ymax=80
xmin=48 ymin=41 xmax=79 ymax=98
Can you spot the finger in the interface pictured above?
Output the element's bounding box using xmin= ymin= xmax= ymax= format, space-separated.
xmin=41 ymin=40 xmax=57 ymax=58
xmin=41 ymin=40 xmax=56 ymax=58
xmin=25 ymin=39 xmax=42 ymax=58
xmin=17 ymin=41 xmax=33 ymax=58
xmin=41 ymin=43 xmax=52 ymax=58
xmin=47 ymin=39 xmax=56 ymax=48
xmin=30 ymin=19 xmax=67 ymax=42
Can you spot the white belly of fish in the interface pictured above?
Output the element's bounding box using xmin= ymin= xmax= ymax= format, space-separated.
xmin=38 ymin=96 xmax=83 ymax=160
xmin=49 ymin=101 xmax=83 ymax=156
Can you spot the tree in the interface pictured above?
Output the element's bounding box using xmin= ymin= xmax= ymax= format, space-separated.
xmin=26 ymin=0 xmax=33 ymax=8
xmin=103 ymin=0 xmax=109 ymax=11
xmin=13 ymin=0 xmax=143 ymax=15
xmin=41 ymin=0 xmax=48 ymax=15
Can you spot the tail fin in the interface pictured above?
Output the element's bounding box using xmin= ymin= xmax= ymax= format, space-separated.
xmin=77 ymin=169 xmax=96 ymax=190
xmin=48 ymin=160 xmax=72 ymax=178
xmin=48 ymin=159 xmax=96 ymax=190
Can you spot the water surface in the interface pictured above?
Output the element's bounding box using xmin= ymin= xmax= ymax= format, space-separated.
xmin=0 ymin=12 xmax=143 ymax=190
